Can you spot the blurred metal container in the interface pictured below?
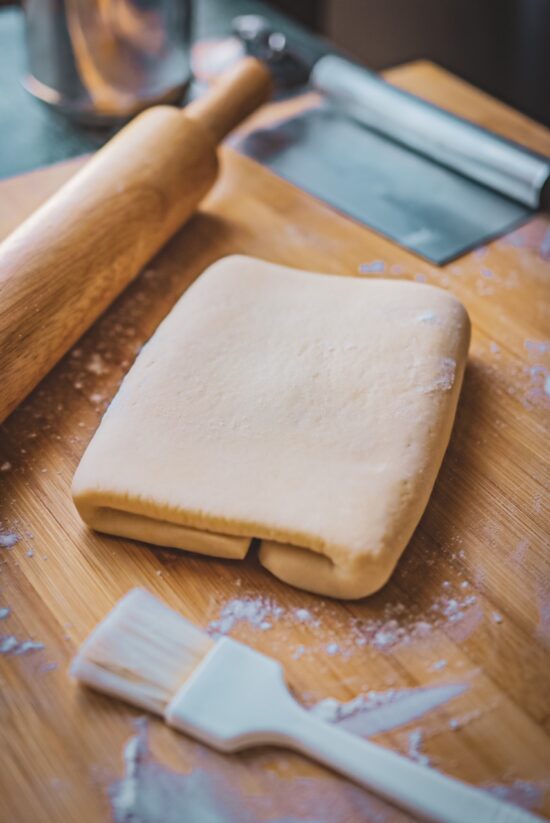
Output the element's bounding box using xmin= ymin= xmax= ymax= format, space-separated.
xmin=22 ymin=0 xmax=192 ymax=125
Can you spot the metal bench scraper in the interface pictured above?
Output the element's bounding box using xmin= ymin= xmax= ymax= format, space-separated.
xmin=229 ymin=16 xmax=550 ymax=264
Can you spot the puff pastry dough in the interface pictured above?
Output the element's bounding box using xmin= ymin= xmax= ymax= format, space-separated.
xmin=72 ymin=255 xmax=470 ymax=598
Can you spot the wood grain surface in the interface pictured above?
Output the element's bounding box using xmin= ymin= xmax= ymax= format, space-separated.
xmin=1 ymin=61 xmax=549 ymax=823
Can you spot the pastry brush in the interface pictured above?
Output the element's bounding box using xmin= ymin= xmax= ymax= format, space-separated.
xmin=71 ymin=589 xmax=540 ymax=823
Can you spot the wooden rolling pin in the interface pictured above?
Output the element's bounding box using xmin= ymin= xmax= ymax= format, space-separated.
xmin=0 ymin=57 xmax=271 ymax=424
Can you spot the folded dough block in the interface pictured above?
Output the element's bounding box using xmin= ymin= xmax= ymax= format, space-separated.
xmin=72 ymin=255 xmax=470 ymax=598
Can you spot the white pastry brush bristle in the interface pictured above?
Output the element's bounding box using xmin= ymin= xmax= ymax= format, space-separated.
xmin=70 ymin=588 xmax=214 ymax=715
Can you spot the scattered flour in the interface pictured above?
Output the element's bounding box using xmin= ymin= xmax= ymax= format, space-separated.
xmin=417 ymin=358 xmax=456 ymax=393
xmin=416 ymin=310 xmax=439 ymax=325
xmin=484 ymin=779 xmax=547 ymax=812
xmin=0 ymin=635 xmax=44 ymax=655
xmin=407 ymin=729 xmax=430 ymax=766
xmin=512 ymin=538 xmax=530 ymax=564
xmin=208 ymin=578 xmax=482 ymax=658
xmin=208 ymin=597 xmax=284 ymax=635
xmin=86 ymin=353 xmax=109 ymax=376
xmin=0 ymin=532 xmax=19 ymax=549
xmin=523 ymin=363 xmax=550 ymax=408
xmin=0 ymin=636 xmax=18 ymax=653
xmin=208 ymin=597 xmax=326 ymax=638
xmin=0 ymin=461 xmax=11 ymax=472
xmin=432 ymin=358 xmax=456 ymax=391
xmin=292 ymin=645 xmax=305 ymax=660
xmin=109 ymin=719 xmax=406 ymax=823
xmin=358 ymin=260 xmax=386 ymax=274
xmin=524 ymin=339 xmax=550 ymax=354
xmin=16 ymin=640 xmax=46 ymax=654
xmin=478 ymin=344 xmax=549 ymax=410
xmin=0 ymin=607 xmax=10 ymax=619
xmin=439 ymin=594 xmax=478 ymax=623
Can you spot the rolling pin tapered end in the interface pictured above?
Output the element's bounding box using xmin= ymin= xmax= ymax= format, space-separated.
xmin=185 ymin=56 xmax=272 ymax=145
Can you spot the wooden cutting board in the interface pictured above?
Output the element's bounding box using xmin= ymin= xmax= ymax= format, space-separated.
xmin=1 ymin=61 xmax=549 ymax=823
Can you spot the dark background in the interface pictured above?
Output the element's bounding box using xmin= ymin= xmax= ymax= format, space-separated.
xmin=273 ymin=0 xmax=550 ymax=127
xmin=2 ymin=0 xmax=549 ymax=127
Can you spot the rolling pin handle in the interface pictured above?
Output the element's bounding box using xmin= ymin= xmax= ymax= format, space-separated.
xmin=185 ymin=56 xmax=272 ymax=144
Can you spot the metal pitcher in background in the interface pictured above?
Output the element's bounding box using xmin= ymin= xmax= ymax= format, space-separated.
xmin=22 ymin=0 xmax=192 ymax=124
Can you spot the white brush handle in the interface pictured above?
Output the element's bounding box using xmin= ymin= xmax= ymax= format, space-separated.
xmin=277 ymin=705 xmax=538 ymax=823
xmin=167 ymin=639 xmax=541 ymax=823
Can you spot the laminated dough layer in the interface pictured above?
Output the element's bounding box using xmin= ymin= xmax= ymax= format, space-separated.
xmin=72 ymin=255 xmax=470 ymax=598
